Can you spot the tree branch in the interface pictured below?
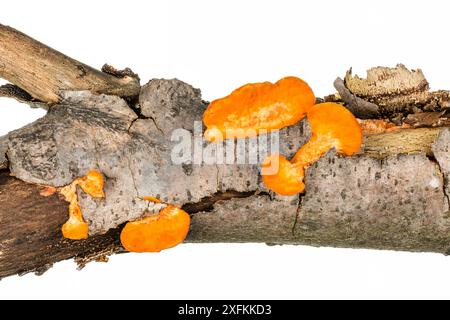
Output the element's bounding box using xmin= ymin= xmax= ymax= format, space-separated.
xmin=0 ymin=24 xmax=140 ymax=104
xmin=2 ymin=125 xmax=450 ymax=278
xmin=2 ymin=25 xmax=450 ymax=280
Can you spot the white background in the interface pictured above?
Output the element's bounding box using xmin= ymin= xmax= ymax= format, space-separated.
xmin=1 ymin=0 xmax=450 ymax=299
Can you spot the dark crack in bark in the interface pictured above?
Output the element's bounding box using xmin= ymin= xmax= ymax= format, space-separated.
xmin=182 ymin=190 xmax=258 ymax=214
xmin=431 ymin=128 xmax=450 ymax=212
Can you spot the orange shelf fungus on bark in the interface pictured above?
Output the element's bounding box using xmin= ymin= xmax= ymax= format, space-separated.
xmin=358 ymin=119 xmax=410 ymax=135
xmin=120 ymin=205 xmax=191 ymax=253
xmin=263 ymin=103 xmax=362 ymax=195
xmin=142 ymin=196 xmax=161 ymax=203
xmin=77 ymin=170 xmax=105 ymax=198
xmin=292 ymin=103 xmax=362 ymax=164
xmin=60 ymin=170 xmax=105 ymax=240
xmin=262 ymin=154 xmax=306 ymax=195
xmin=61 ymin=202 xmax=89 ymax=240
xmin=39 ymin=185 xmax=57 ymax=197
xmin=203 ymin=76 xmax=315 ymax=141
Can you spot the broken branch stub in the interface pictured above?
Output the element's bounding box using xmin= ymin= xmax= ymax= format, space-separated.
xmin=335 ymin=64 xmax=450 ymax=121
xmin=0 ymin=24 xmax=140 ymax=104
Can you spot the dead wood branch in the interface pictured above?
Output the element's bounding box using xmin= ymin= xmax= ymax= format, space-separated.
xmin=0 ymin=24 xmax=140 ymax=104
xmin=2 ymin=26 xmax=450 ymax=280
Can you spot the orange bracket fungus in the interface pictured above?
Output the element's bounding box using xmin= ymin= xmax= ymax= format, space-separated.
xmin=203 ymin=76 xmax=315 ymax=141
xmin=120 ymin=205 xmax=190 ymax=253
xmin=60 ymin=170 xmax=105 ymax=240
xmin=263 ymin=102 xmax=362 ymax=195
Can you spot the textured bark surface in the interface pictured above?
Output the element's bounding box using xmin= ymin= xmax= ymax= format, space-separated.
xmin=0 ymin=24 xmax=140 ymax=104
xmin=2 ymin=127 xmax=450 ymax=278
xmin=3 ymin=78 xmax=450 ymax=278
xmin=0 ymin=170 xmax=122 ymax=278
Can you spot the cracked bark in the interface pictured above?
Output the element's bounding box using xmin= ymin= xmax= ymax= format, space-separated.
xmin=2 ymin=25 xmax=450 ymax=279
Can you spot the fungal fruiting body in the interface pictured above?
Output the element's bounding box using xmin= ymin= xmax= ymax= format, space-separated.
xmin=142 ymin=196 xmax=161 ymax=203
xmin=60 ymin=170 xmax=105 ymax=240
xmin=61 ymin=202 xmax=89 ymax=240
xmin=76 ymin=170 xmax=105 ymax=198
xmin=263 ymin=103 xmax=362 ymax=195
xmin=292 ymin=102 xmax=362 ymax=164
xmin=358 ymin=119 xmax=410 ymax=135
xmin=120 ymin=205 xmax=190 ymax=252
xmin=203 ymin=76 xmax=315 ymax=141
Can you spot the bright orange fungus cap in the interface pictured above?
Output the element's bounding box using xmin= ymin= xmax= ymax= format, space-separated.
xmin=77 ymin=170 xmax=105 ymax=198
xmin=120 ymin=205 xmax=191 ymax=253
xmin=262 ymin=102 xmax=362 ymax=196
xmin=262 ymin=154 xmax=305 ymax=196
xmin=203 ymin=76 xmax=315 ymax=141
xmin=292 ymin=102 xmax=362 ymax=165
xmin=61 ymin=202 xmax=89 ymax=240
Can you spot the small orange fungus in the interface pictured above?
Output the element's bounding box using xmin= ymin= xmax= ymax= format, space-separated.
xmin=263 ymin=103 xmax=362 ymax=195
xmin=358 ymin=119 xmax=410 ymax=135
xmin=142 ymin=196 xmax=161 ymax=203
xmin=60 ymin=170 xmax=105 ymax=240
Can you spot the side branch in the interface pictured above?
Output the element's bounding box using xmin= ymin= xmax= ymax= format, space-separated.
xmin=0 ymin=24 xmax=140 ymax=103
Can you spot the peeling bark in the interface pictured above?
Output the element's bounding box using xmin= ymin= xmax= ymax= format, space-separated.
xmin=0 ymin=170 xmax=122 ymax=278
xmin=336 ymin=64 xmax=450 ymax=122
xmin=405 ymin=111 xmax=450 ymax=128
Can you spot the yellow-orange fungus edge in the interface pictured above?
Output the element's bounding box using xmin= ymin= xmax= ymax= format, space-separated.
xmin=358 ymin=119 xmax=410 ymax=135
xmin=203 ymin=76 xmax=315 ymax=141
xmin=305 ymin=102 xmax=362 ymax=156
xmin=262 ymin=103 xmax=362 ymax=196
xmin=60 ymin=170 xmax=105 ymax=240
xmin=262 ymin=154 xmax=305 ymax=196
xmin=77 ymin=170 xmax=105 ymax=198
xmin=120 ymin=205 xmax=191 ymax=253
xmin=61 ymin=203 xmax=89 ymax=240
xmin=142 ymin=196 xmax=161 ymax=203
